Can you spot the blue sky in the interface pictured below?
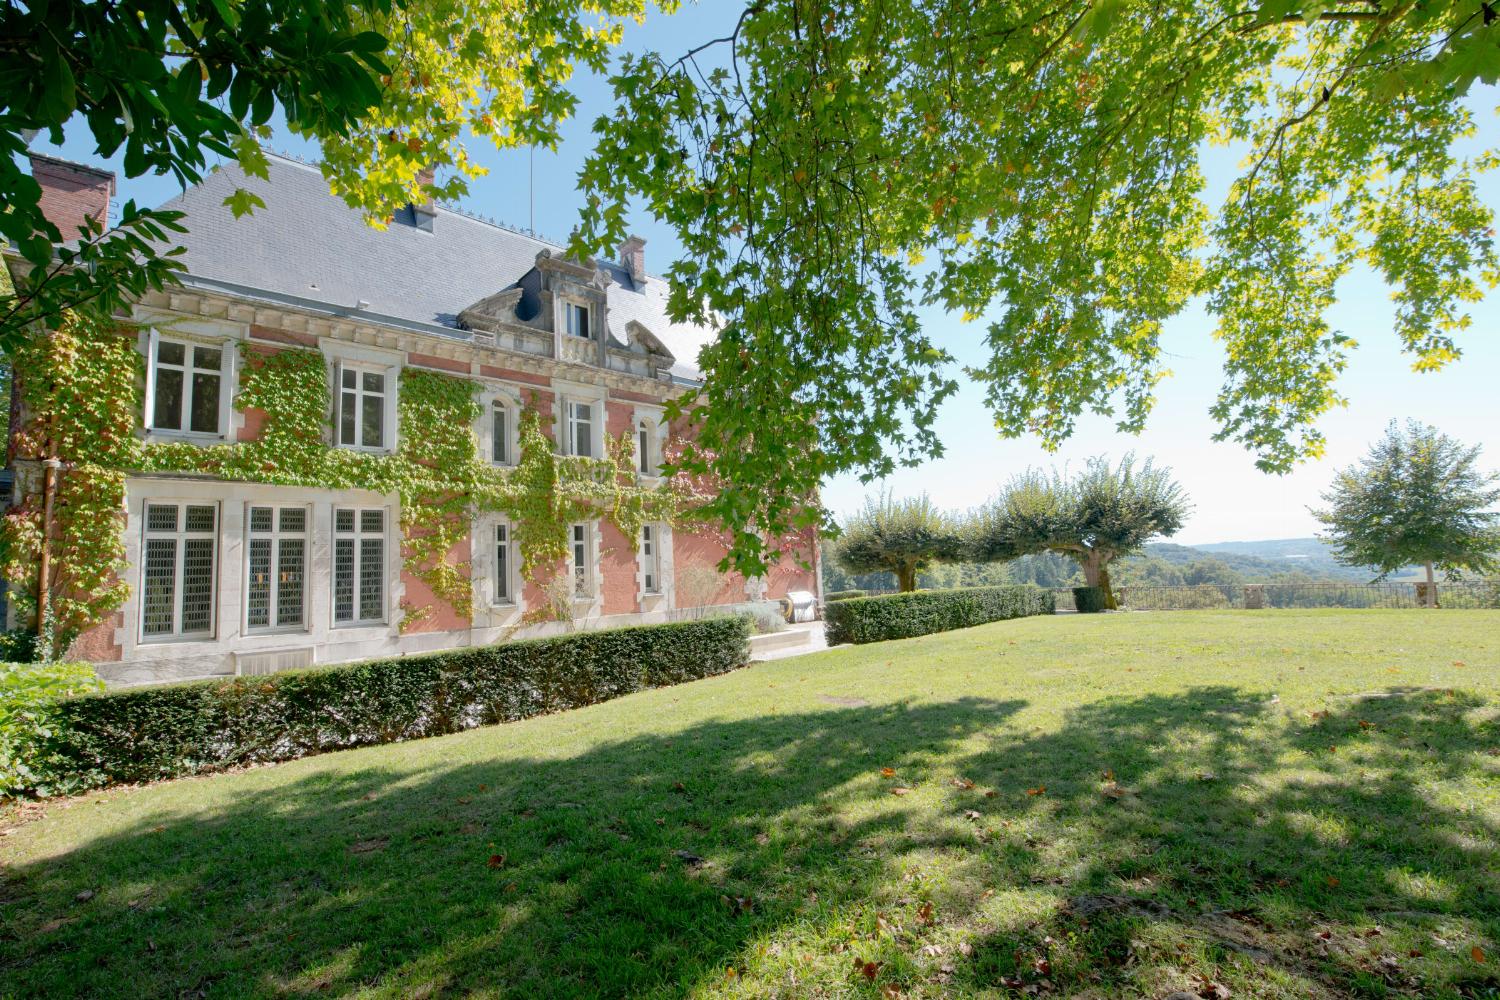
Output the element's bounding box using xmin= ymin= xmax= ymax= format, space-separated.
xmin=31 ymin=3 xmax=1500 ymax=545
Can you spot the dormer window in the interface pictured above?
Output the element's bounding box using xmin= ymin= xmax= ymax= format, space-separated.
xmin=565 ymin=302 xmax=591 ymax=338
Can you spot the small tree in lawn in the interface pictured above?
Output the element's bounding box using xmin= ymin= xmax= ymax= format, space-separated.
xmin=835 ymin=493 xmax=963 ymax=593
xmin=978 ymin=456 xmax=1190 ymax=609
xmin=1313 ymin=421 xmax=1500 ymax=607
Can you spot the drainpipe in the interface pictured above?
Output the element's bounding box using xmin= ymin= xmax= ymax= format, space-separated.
xmin=36 ymin=456 xmax=61 ymax=641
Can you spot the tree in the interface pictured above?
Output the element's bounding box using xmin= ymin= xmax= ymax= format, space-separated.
xmin=0 ymin=0 xmax=655 ymax=349
xmin=976 ymin=456 xmax=1190 ymax=608
xmin=573 ymin=0 xmax=1500 ymax=576
xmin=834 ymin=493 xmax=963 ymax=592
xmin=1312 ymin=421 xmax=1500 ymax=604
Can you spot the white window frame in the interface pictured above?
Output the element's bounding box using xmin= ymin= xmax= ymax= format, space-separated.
xmin=564 ymin=300 xmax=592 ymax=339
xmin=334 ymin=363 xmax=392 ymax=452
xmin=493 ymin=521 xmax=516 ymax=605
xmin=332 ymin=506 xmax=390 ymax=627
xmin=321 ymin=339 xmax=401 ymax=453
xmin=478 ymin=387 xmax=521 ymax=468
xmin=142 ymin=328 xmax=235 ymax=439
xmin=139 ymin=500 xmax=220 ymax=642
xmin=632 ymin=404 xmax=666 ymax=480
xmin=244 ymin=503 xmax=311 ymax=634
xmin=640 ymin=523 xmax=662 ymax=595
xmin=565 ymin=399 xmax=596 ymax=458
xmin=570 ymin=521 xmax=596 ymax=599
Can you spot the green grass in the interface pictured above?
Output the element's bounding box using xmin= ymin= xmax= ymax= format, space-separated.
xmin=2 ymin=611 xmax=1499 ymax=999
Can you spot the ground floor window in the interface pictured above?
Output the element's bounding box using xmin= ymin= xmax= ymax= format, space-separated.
xmin=571 ymin=522 xmax=594 ymax=598
xmin=494 ymin=522 xmax=513 ymax=603
xmin=141 ymin=502 xmax=219 ymax=640
xmin=246 ymin=504 xmax=308 ymax=632
xmin=334 ymin=507 xmax=387 ymax=625
xmin=641 ymin=524 xmax=661 ymax=594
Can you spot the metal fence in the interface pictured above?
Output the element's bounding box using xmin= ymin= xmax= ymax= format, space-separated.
xmin=1051 ymin=581 xmax=1500 ymax=612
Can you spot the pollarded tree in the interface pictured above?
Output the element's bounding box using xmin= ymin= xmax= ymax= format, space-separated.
xmin=835 ymin=493 xmax=964 ymax=593
xmin=978 ymin=456 xmax=1190 ymax=609
xmin=1312 ymin=421 xmax=1500 ymax=605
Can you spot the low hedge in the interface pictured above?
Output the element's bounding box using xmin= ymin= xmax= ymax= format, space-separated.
xmin=824 ymin=589 xmax=868 ymax=602
xmin=824 ymin=586 xmax=1054 ymax=645
xmin=15 ymin=616 xmax=750 ymax=796
xmin=1073 ymin=586 xmax=1109 ymax=613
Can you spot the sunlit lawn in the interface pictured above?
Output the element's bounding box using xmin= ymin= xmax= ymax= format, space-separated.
xmin=2 ymin=610 xmax=1499 ymax=999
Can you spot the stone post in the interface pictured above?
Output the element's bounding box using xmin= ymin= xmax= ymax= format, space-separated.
xmin=1243 ymin=584 xmax=1265 ymax=610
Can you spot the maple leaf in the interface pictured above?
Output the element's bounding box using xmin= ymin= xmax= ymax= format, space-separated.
xmin=881 ymin=767 xmax=897 ymax=778
xmin=917 ymin=901 xmax=935 ymax=925
xmin=852 ymin=957 xmax=883 ymax=980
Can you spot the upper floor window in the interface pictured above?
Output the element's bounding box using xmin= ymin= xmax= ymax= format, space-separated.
xmin=146 ymin=334 xmax=228 ymax=436
xmin=565 ymin=302 xmax=591 ymax=338
xmin=337 ymin=365 xmax=387 ymax=450
xmin=565 ymin=400 xmax=595 ymax=458
xmin=491 ymin=398 xmax=514 ymax=466
xmin=637 ymin=420 xmax=657 ymax=476
xmin=140 ymin=501 xmax=218 ymax=640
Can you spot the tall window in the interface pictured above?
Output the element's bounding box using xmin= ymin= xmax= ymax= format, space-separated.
xmin=141 ymin=502 xmax=218 ymax=639
xmin=494 ymin=522 xmax=513 ymax=603
xmin=491 ymin=399 xmax=512 ymax=465
xmin=338 ymin=366 xmax=387 ymax=449
xmin=641 ymin=524 xmax=661 ymax=594
xmin=334 ymin=508 xmax=386 ymax=625
xmin=565 ymin=302 xmax=591 ymax=338
xmin=637 ymin=422 xmax=654 ymax=475
xmin=246 ymin=505 xmax=307 ymax=632
xmin=566 ymin=400 xmax=594 ymax=458
xmin=149 ymin=337 xmax=223 ymax=434
xmin=571 ymin=523 xmax=593 ymax=598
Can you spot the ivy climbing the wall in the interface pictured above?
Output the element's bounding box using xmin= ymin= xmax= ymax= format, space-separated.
xmin=2 ymin=317 xmax=686 ymax=656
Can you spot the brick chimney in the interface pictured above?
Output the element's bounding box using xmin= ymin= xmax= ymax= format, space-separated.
xmin=619 ymin=235 xmax=646 ymax=285
xmin=29 ymin=153 xmax=115 ymax=240
xmin=413 ymin=164 xmax=436 ymax=228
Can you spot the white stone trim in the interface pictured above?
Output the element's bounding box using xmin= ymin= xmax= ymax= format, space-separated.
xmin=630 ymin=402 xmax=667 ymax=479
xmin=637 ymin=521 xmax=674 ymax=613
xmin=471 ymin=513 xmax=524 ymax=628
xmin=552 ymin=378 xmax=607 ymax=458
xmin=474 ymin=382 xmax=524 ymax=467
xmin=568 ymin=519 xmax=605 ymax=619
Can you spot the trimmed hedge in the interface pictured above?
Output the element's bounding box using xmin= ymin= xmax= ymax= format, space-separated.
xmin=1073 ymin=586 xmax=1109 ymax=613
xmin=824 ymin=589 xmax=869 ymax=602
xmin=18 ymin=617 xmax=750 ymax=795
xmin=823 ymin=586 xmax=1054 ymax=645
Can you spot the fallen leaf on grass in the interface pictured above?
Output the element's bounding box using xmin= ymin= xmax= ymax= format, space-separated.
xmin=917 ymin=901 xmax=935 ymax=926
xmin=721 ymin=895 xmax=753 ymax=915
xmin=1473 ymin=945 xmax=1487 ymax=963
xmin=673 ymin=849 xmax=707 ymax=867
xmin=486 ymin=854 xmax=506 ymax=869
xmin=951 ymin=776 xmax=975 ymax=789
xmin=73 ymin=890 xmax=95 ymax=904
xmin=1100 ymin=781 xmax=1130 ymax=800
xmin=963 ymin=809 xmax=982 ymax=821
xmin=880 ymin=985 xmax=903 ymax=999
xmin=1326 ymin=876 xmax=1340 ymax=888
xmin=1026 ymin=785 xmax=1046 ymax=796
xmin=1193 ymin=974 xmax=1232 ymax=999
xmin=852 ymin=958 xmax=882 ymax=980
xmin=881 ymin=767 xmax=896 ymax=778
xmin=890 ymin=786 xmax=913 ymax=797
xmin=984 ymin=789 xmax=998 ymax=798
xmin=1033 ymin=956 xmax=1052 ymax=976
xmin=350 ymin=838 xmax=388 ymax=854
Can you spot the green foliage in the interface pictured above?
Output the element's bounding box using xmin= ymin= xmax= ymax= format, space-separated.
xmin=21 ymin=617 xmax=748 ymax=795
xmin=823 ymin=585 xmax=1053 ymax=646
xmin=834 ymin=493 xmax=964 ymax=592
xmin=0 ymin=660 xmax=101 ymax=798
xmin=1072 ymin=586 xmax=1109 ymax=614
xmin=976 ymin=456 xmax=1190 ymax=609
xmin=574 ymin=1 xmax=1500 ymax=576
xmin=824 ymin=589 xmax=867 ymax=602
xmin=1313 ymin=420 xmax=1500 ymax=583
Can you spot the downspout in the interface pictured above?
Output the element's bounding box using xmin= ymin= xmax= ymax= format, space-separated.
xmin=37 ymin=455 xmax=60 ymax=646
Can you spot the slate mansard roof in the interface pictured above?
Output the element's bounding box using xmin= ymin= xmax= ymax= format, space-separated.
xmin=156 ymin=154 xmax=713 ymax=381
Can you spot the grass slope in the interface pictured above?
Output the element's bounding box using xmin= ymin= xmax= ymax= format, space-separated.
xmin=2 ymin=611 xmax=1499 ymax=999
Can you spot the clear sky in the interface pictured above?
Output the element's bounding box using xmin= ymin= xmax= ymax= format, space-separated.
xmin=31 ymin=3 xmax=1500 ymax=545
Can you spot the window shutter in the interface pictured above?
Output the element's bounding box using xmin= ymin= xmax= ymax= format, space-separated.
xmin=143 ymin=328 xmax=160 ymax=430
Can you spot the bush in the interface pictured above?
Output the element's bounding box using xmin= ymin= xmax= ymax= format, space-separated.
xmin=1073 ymin=586 xmax=1109 ymax=613
xmin=824 ymin=586 xmax=1053 ymax=645
xmin=1 ymin=660 xmax=102 ymax=798
xmin=17 ymin=617 xmax=750 ymax=796
xmin=0 ymin=629 xmax=40 ymax=664
xmin=825 ymin=589 xmax=868 ymax=602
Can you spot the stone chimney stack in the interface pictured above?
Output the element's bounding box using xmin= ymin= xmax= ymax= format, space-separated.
xmin=413 ymin=164 xmax=437 ymax=228
xmin=619 ymin=235 xmax=646 ymax=285
xmin=28 ymin=153 xmax=115 ymax=239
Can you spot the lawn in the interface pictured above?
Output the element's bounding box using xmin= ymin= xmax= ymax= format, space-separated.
xmin=2 ymin=611 xmax=1499 ymax=999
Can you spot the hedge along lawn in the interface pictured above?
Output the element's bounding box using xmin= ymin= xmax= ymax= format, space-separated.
xmin=2 ymin=611 xmax=1499 ymax=999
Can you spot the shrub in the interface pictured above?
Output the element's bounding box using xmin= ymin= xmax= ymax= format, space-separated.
xmin=18 ymin=617 xmax=750 ymax=796
xmin=824 ymin=586 xmax=1053 ymax=645
xmin=825 ymin=589 xmax=868 ymax=602
xmin=1072 ymin=586 xmax=1109 ymax=613
xmin=0 ymin=629 xmax=40 ymax=664
xmin=1 ymin=660 xmax=102 ymax=797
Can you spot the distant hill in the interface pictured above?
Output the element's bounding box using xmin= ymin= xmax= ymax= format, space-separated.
xmin=1139 ymin=539 xmax=1377 ymax=583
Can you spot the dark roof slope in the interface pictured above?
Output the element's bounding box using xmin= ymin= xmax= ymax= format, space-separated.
xmin=156 ymin=154 xmax=712 ymax=379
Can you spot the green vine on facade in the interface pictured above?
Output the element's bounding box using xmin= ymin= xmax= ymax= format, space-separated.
xmin=1 ymin=316 xmax=687 ymax=654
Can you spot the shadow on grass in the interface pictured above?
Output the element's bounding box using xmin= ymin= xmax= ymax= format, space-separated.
xmin=1 ymin=687 xmax=1497 ymax=998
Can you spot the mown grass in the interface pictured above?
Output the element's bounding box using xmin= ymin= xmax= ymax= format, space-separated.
xmin=2 ymin=610 xmax=1499 ymax=999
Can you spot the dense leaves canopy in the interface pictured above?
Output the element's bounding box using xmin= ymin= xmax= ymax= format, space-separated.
xmin=575 ymin=0 xmax=1500 ymax=574
xmin=1313 ymin=420 xmax=1500 ymax=580
xmin=834 ymin=493 xmax=964 ymax=592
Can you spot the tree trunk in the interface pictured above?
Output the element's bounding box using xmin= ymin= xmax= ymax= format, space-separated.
xmin=1081 ymin=550 xmax=1118 ymax=610
xmin=1424 ymin=562 xmax=1436 ymax=609
xmin=897 ymin=564 xmax=918 ymax=593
